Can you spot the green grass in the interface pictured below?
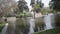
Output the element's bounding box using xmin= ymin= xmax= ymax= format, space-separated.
xmin=33 ymin=27 xmax=60 ymax=34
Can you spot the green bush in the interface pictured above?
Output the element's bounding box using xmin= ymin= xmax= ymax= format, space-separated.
xmin=16 ymin=12 xmax=32 ymax=18
xmin=16 ymin=18 xmax=25 ymax=28
xmin=0 ymin=21 xmax=5 ymax=24
xmin=0 ymin=22 xmax=5 ymax=32
xmin=25 ymin=12 xmax=32 ymax=17
xmin=0 ymin=24 xmax=5 ymax=32
xmin=16 ymin=13 xmax=24 ymax=18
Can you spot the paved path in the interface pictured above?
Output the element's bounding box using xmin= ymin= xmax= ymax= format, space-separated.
xmin=1 ymin=23 xmax=8 ymax=34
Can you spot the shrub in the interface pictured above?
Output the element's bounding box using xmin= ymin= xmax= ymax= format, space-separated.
xmin=0 ymin=22 xmax=5 ymax=32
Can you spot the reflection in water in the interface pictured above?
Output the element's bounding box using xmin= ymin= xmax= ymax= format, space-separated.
xmin=5 ymin=15 xmax=55 ymax=34
xmin=44 ymin=15 xmax=53 ymax=30
xmin=6 ymin=17 xmax=16 ymax=34
xmin=44 ymin=15 xmax=55 ymax=30
xmin=15 ymin=18 xmax=30 ymax=34
xmin=35 ymin=17 xmax=44 ymax=32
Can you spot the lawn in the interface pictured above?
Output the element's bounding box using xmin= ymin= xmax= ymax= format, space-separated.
xmin=33 ymin=27 xmax=60 ymax=34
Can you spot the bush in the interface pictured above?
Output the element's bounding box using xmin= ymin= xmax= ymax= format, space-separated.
xmin=0 ymin=22 xmax=5 ymax=32
xmin=25 ymin=12 xmax=32 ymax=17
xmin=16 ymin=13 xmax=24 ymax=18
xmin=16 ymin=12 xmax=32 ymax=18
xmin=16 ymin=18 xmax=25 ymax=28
xmin=0 ymin=21 xmax=5 ymax=24
xmin=0 ymin=24 xmax=5 ymax=32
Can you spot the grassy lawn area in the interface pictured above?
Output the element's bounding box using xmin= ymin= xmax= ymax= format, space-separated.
xmin=33 ymin=27 xmax=60 ymax=34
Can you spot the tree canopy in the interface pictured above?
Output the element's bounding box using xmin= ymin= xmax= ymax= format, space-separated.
xmin=17 ymin=0 xmax=29 ymax=13
xmin=30 ymin=0 xmax=44 ymax=13
xmin=49 ymin=0 xmax=60 ymax=12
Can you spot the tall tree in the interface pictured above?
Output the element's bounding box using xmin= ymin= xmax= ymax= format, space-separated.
xmin=30 ymin=0 xmax=44 ymax=13
xmin=17 ymin=0 xmax=29 ymax=13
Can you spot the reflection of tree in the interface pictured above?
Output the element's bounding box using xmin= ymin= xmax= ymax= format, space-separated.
xmin=35 ymin=18 xmax=44 ymax=32
xmin=55 ymin=15 xmax=60 ymax=26
xmin=15 ymin=18 xmax=30 ymax=34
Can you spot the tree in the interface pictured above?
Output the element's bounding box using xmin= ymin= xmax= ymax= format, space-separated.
xmin=17 ymin=0 xmax=29 ymax=13
xmin=14 ymin=0 xmax=29 ymax=17
xmin=33 ymin=4 xmax=41 ymax=13
xmin=31 ymin=0 xmax=44 ymax=13
xmin=49 ymin=0 xmax=60 ymax=26
xmin=49 ymin=0 xmax=60 ymax=12
xmin=0 ymin=0 xmax=17 ymax=17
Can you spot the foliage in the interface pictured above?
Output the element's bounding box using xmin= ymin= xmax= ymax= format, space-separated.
xmin=0 ymin=24 xmax=5 ymax=32
xmin=35 ymin=17 xmax=45 ymax=32
xmin=17 ymin=0 xmax=29 ymax=13
xmin=16 ymin=13 xmax=24 ymax=18
xmin=16 ymin=18 xmax=30 ymax=34
xmin=0 ymin=21 xmax=5 ymax=24
xmin=49 ymin=0 xmax=60 ymax=12
xmin=16 ymin=12 xmax=32 ymax=18
xmin=16 ymin=18 xmax=24 ymax=27
xmin=31 ymin=0 xmax=44 ymax=13
xmin=32 ymin=4 xmax=41 ymax=13
xmin=41 ymin=8 xmax=51 ymax=15
xmin=0 ymin=0 xmax=17 ymax=17
xmin=25 ymin=12 xmax=32 ymax=17
xmin=0 ymin=22 xmax=5 ymax=32
xmin=33 ymin=4 xmax=40 ymax=10
xmin=15 ymin=0 xmax=29 ymax=17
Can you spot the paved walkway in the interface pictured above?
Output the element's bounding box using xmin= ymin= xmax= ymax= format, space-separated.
xmin=1 ymin=23 xmax=8 ymax=34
